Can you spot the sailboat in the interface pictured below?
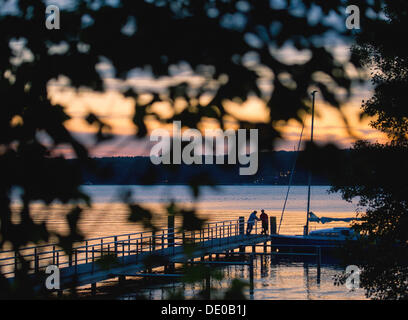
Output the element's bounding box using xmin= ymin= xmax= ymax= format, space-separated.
xmin=271 ymin=91 xmax=360 ymax=247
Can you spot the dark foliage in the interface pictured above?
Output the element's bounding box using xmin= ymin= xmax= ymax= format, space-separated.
xmin=352 ymin=0 xmax=408 ymax=145
xmin=0 ymin=0 xmax=382 ymax=298
xmin=326 ymin=0 xmax=408 ymax=299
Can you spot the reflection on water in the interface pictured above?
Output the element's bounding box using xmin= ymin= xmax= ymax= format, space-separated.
xmin=12 ymin=185 xmax=360 ymax=239
xmin=121 ymin=257 xmax=366 ymax=300
xmin=10 ymin=185 xmax=366 ymax=300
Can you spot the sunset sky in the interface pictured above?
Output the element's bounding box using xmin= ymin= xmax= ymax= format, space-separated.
xmin=47 ymin=44 xmax=388 ymax=158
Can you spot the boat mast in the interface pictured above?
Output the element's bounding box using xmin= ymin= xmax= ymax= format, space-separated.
xmin=305 ymin=90 xmax=317 ymax=236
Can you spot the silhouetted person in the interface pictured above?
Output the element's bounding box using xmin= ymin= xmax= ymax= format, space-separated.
xmin=246 ymin=211 xmax=260 ymax=235
xmin=260 ymin=209 xmax=268 ymax=235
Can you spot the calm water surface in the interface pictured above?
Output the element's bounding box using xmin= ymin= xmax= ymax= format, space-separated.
xmin=120 ymin=260 xmax=366 ymax=300
xmin=12 ymin=185 xmax=366 ymax=299
xmin=16 ymin=185 xmax=360 ymax=237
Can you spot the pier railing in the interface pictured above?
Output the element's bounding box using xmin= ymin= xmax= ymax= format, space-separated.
xmin=0 ymin=218 xmax=259 ymax=278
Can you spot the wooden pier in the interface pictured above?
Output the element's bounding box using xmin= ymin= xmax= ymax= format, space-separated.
xmin=0 ymin=216 xmax=329 ymax=295
xmin=0 ymin=217 xmax=272 ymax=292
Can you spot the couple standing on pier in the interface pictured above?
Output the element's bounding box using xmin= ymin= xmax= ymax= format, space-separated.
xmin=246 ymin=209 xmax=268 ymax=235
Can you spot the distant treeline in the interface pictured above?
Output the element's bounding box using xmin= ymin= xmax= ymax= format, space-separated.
xmin=77 ymin=151 xmax=335 ymax=185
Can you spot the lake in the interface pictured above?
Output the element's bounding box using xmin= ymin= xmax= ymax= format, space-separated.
xmin=12 ymin=185 xmax=367 ymax=299
xmin=14 ymin=185 xmax=359 ymax=237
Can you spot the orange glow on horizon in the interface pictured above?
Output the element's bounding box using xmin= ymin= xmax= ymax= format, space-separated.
xmin=48 ymin=85 xmax=388 ymax=157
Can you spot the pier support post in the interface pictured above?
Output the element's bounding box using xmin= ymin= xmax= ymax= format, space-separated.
xmin=167 ymin=215 xmax=175 ymax=272
xmin=168 ymin=215 xmax=175 ymax=247
xmin=249 ymin=253 xmax=254 ymax=295
xmin=119 ymin=275 xmax=126 ymax=285
xmin=239 ymin=216 xmax=245 ymax=236
xmin=270 ymin=216 xmax=277 ymax=235
xmin=316 ymin=246 xmax=321 ymax=284
xmin=270 ymin=217 xmax=276 ymax=257
xmin=239 ymin=217 xmax=245 ymax=253
xmin=260 ymin=255 xmax=265 ymax=275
